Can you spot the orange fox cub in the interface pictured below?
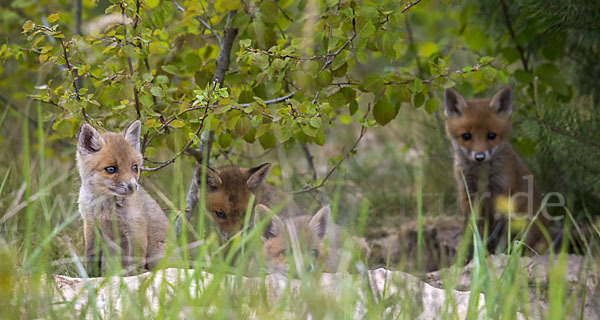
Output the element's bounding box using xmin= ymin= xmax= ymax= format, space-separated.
xmin=444 ymin=86 xmax=548 ymax=252
xmin=196 ymin=163 xmax=302 ymax=239
xmin=77 ymin=121 xmax=168 ymax=276
xmin=257 ymin=204 xmax=370 ymax=275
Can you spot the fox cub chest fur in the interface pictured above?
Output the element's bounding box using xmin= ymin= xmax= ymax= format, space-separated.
xmin=257 ymin=205 xmax=370 ymax=275
xmin=197 ymin=163 xmax=302 ymax=239
xmin=77 ymin=121 xmax=168 ymax=276
xmin=444 ymin=86 xmax=549 ymax=252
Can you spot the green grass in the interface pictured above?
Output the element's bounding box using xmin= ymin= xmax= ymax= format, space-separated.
xmin=0 ymin=109 xmax=599 ymax=319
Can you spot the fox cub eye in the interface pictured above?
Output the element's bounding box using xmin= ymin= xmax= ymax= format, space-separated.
xmin=215 ymin=211 xmax=227 ymax=220
xmin=461 ymin=133 xmax=471 ymax=141
xmin=132 ymin=164 xmax=138 ymax=172
xmin=487 ymin=132 xmax=497 ymax=140
xmin=310 ymin=249 xmax=319 ymax=258
xmin=104 ymin=166 xmax=117 ymax=174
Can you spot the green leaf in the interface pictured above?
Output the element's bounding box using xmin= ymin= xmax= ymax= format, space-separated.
xmin=357 ymin=21 xmax=375 ymax=39
xmin=424 ymin=98 xmax=439 ymax=114
xmin=219 ymin=132 xmax=232 ymax=148
xmin=145 ymin=0 xmax=160 ymax=9
xmin=150 ymin=86 xmax=164 ymax=97
xmin=349 ymin=101 xmax=358 ymax=115
xmin=156 ymin=75 xmax=169 ymax=84
xmin=22 ymin=20 xmax=34 ymax=33
xmin=46 ymin=14 xmax=60 ymax=23
xmin=408 ymin=78 xmax=423 ymax=94
xmin=170 ymin=119 xmax=185 ymax=128
xmin=234 ymin=117 xmax=252 ymax=137
xmin=259 ymin=131 xmax=276 ymax=149
xmin=140 ymin=94 xmax=153 ymax=107
xmin=514 ymin=69 xmax=533 ymax=84
xmin=317 ymin=70 xmax=333 ymax=87
xmin=465 ymin=29 xmax=486 ymax=52
xmin=413 ymin=92 xmax=425 ymax=108
xmin=360 ymin=74 xmax=383 ymax=93
xmin=373 ymin=96 xmax=397 ymax=125
xmin=259 ymin=1 xmax=280 ymax=24
xmin=161 ymin=65 xmax=178 ymax=75
xmin=482 ymin=66 xmax=497 ymax=82
xmin=418 ymin=42 xmax=438 ymax=57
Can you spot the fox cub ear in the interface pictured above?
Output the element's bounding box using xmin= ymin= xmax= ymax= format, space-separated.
xmin=256 ymin=204 xmax=283 ymax=240
xmin=489 ymin=85 xmax=513 ymax=117
xmin=195 ymin=166 xmax=222 ymax=190
xmin=247 ymin=163 xmax=272 ymax=190
xmin=443 ymin=88 xmax=468 ymax=118
xmin=78 ymin=123 xmax=104 ymax=154
xmin=123 ymin=120 xmax=141 ymax=152
xmin=309 ymin=206 xmax=331 ymax=239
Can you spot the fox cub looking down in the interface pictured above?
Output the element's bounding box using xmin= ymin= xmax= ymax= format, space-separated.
xmin=77 ymin=121 xmax=168 ymax=276
xmin=444 ymin=86 xmax=549 ymax=253
xmin=257 ymin=204 xmax=370 ymax=275
xmin=196 ymin=163 xmax=303 ymax=240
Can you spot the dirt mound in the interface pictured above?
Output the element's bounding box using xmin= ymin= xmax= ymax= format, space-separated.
xmin=368 ymin=215 xmax=463 ymax=272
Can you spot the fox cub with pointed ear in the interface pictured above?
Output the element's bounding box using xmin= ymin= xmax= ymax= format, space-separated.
xmin=444 ymin=86 xmax=549 ymax=252
xmin=257 ymin=204 xmax=370 ymax=275
xmin=196 ymin=163 xmax=303 ymax=239
xmin=77 ymin=121 xmax=168 ymax=276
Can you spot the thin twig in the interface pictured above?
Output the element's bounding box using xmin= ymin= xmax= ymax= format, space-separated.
xmin=213 ymin=11 xmax=237 ymax=85
xmin=292 ymin=104 xmax=371 ymax=194
xmin=141 ymin=100 xmax=212 ymax=172
xmin=0 ymin=92 xmax=37 ymax=126
xmin=177 ymin=10 xmax=238 ymax=237
xmin=239 ymin=91 xmax=296 ymax=107
xmin=122 ymin=3 xmax=141 ymax=119
xmin=170 ymin=0 xmax=222 ymax=44
xmin=57 ymin=38 xmax=91 ymax=122
xmin=301 ymin=143 xmax=318 ymax=182
xmin=313 ymin=8 xmax=357 ymax=104
xmin=499 ymin=0 xmax=529 ymax=72
xmin=401 ymin=0 xmax=422 ymax=13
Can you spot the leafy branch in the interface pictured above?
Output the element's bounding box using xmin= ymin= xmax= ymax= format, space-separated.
xmin=121 ymin=2 xmax=141 ymax=119
xmin=293 ymin=104 xmax=372 ymax=194
xmin=499 ymin=0 xmax=529 ymax=72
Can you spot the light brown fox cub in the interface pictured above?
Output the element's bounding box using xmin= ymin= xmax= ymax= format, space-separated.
xmin=196 ymin=163 xmax=302 ymax=240
xmin=444 ymin=86 xmax=549 ymax=252
xmin=77 ymin=121 xmax=168 ymax=276
xmin=257 ymin=204 xmax=370 ymax=275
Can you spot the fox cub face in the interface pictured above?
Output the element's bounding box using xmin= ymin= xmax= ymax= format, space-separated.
xmin=257 ymin=204 xmax=331 ymax=275
xmin=77 ymin=121 xmax=143 ymax=197
xmin=444 ymin=86 xmax=513 ymax=162
xmin=196 ymin=163 xmax=271 ymax=238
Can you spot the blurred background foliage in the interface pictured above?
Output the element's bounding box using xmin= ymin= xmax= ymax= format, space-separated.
xmin=0 ymin=0 xmax=599 ymax=272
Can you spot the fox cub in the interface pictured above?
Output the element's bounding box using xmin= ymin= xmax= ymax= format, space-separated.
xmin=77 ymin=121 xmax=168 ymax=276
xmin=196 ymin=163 xmax=303 ymax=240
xmin=444 ymin=86 xmax=549 ymax=252
xmin=257 ymin=204 xmax=370 ymax=275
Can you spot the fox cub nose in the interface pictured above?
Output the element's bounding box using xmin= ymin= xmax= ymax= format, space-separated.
xmin=474 ymin=152 xmax=486 ymax=162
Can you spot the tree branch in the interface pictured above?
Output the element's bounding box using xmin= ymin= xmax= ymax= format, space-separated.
xmin=499 ymin=0 xmax=529 ymax=72
xmin=239 ymin=91 xmax=296 ymax=107
xmin=141 ymin=100 xmax=212 ymax=172
xmin=170 ymin=0 xmax=222 ymax=45
xmin=292 ymin=104 xmax=371 ymax=194
xmin=401 ymin=0 xmax=422 ymax=13
xmin=213 ymin=11 xmax=237 ymax=86
xmin=57 ymin=37 xmax=91 ymax=122
xmin=177 ymin=10 xmax=238 ymax=237
xmin=313 ymin=8 xmax=356 ymax=104
xmin=122 ymin=3 xmax=141 ymax=119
